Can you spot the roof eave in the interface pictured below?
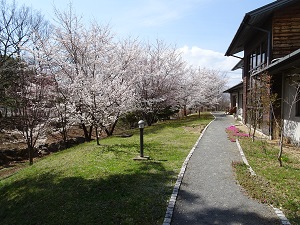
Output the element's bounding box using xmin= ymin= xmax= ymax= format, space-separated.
xmin=225 ymin=15 xmax=250 ymax=56
xmin=223 ymin=82 xmax=243 ymax=93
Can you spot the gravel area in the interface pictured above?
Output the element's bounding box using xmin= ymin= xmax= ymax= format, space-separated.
xmin=171 ymin=112 xmax=281 ymax=225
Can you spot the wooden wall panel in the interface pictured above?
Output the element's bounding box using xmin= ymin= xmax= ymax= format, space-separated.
xmin=272 ymin=3 xmax=300 ymax=59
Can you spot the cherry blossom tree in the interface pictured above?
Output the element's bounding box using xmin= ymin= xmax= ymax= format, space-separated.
xmin=134 ymin=40 xmax=185 ymax=125
xmin=49 ymin=6 xmax=115 ymax=141
xmin=177 ymin=66 xmax=199 ymax=117
xmin=187 ymin=68 xmax=227 ymax=115
xmin=97 ymin=37 xmax=142 ymax=137
xmin=15 ymin=3 xmax=229 ymax=155
xmin=46 ymin=6 xmax=142 ymax=142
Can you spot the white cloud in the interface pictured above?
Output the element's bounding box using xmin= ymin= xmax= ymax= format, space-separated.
xmin=178 ymin=45 xmax=240 ymax=71
xmin=178 ymin=45 xmax=243 ymax=86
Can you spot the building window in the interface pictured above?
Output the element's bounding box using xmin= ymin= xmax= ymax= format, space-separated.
xmin=248 ymin=42 xmax=267 ymax=75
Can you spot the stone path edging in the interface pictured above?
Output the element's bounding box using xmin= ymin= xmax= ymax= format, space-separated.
xmin=235 ymin=139 xmax=292 ymax=225
xmin=236 ymin=139 xmax=256 ymax=176
xmin=162 ymin=116 xmax=216 ymax=225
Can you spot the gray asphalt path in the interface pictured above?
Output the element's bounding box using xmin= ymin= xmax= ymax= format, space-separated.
xmin=171 ymin=112 xmax=280 ymax=225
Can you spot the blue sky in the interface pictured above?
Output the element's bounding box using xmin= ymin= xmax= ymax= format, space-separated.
xmin=16 ymin=0 xmax=275 ymax=86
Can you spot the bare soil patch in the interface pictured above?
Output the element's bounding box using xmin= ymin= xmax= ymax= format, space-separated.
xmin=0 ymin=125 xmax=87 ymax=172
xmin=183 ymin=124 xmax=206 ymax=134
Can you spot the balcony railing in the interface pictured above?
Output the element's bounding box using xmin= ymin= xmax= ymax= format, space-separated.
xmin=249 ymin=62 xmax=267 ymax=76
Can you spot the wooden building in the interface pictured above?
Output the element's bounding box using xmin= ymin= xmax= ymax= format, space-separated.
xmin=225 ymin=0 xmax=300 ymax=143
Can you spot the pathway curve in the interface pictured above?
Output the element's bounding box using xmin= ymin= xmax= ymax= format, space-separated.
xmin=171 ymin=112 xmax=280 ymax=225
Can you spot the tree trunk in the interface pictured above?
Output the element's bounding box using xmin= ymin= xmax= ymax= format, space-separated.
xmin=248 ymin=112 xmax=252 ymax=137
xmin=25 ymin=128 xmax=34 ymax=165
xmin=105 ymin=119 xmax=118 ymax=136
xmin=183 ymin=105 xmax=187 ymax=117
xmin=81 ymin=123 xmax=92 ymax=142
xmin=29 ymin=146 xmax=34 ymax=165
xmin=252 ymin=121 xmax=256 ymax=142
xmin=278 ymin=127 xmax=284 ymax=167
xmin=111 ymin=120 xmax=118 ymax=134
xmin=95 ymin=126 xmax=100 ymax=145
xmin=278 ymin=144 xmax=283 ymax=167
xmin=88 ymin=125 xmax=93 ymax=141
xmin=61 ymin=118 xmax=68 ymax=147
xmin=144 ymin=112 xmax=155 ymax=126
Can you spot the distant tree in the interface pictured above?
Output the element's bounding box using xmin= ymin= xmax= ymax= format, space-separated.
xmin=50 ymin=91 xmax=71 ymax=147
xmin=177 ymin=67 xmax=198 ymax=117
xmin=218 ymin=93 xmax=230 ymax=111
xmin=0 ymin=0 xmax=48 ymax=116
xmin=0 ymin=0 xmax=46 ymax=59
xmin=0 ymin=56 xmax=20 ymax=116
xmin=15 ymin=67 xmax=54 ymax=165
xmin=188 ymin=68 xmax=227 ymax=116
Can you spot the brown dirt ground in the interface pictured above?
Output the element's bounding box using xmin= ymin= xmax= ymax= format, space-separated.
xmin=183 ymin=124 xmax=207 ymax=134
xmin=0 ymin=126 xmax=87 ymax=176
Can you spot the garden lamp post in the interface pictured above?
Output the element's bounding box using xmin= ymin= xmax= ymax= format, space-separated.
xmin=138 ymin=120 xmax=145 ymax=157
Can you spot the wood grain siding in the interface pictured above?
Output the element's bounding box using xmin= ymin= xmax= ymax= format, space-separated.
xmin=272 ymin=3 xmax=300 ymax=59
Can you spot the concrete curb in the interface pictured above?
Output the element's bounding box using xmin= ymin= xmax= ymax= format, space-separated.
xmin=235 ymin=139 xmax=292 ymax=225
xmin=162 ymin=116 xmax=216 ymax=225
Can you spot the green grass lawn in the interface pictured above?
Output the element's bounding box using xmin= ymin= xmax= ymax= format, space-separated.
xmin=234 ymin=138 xmax=300 ymax=224
xmin=0 ymin=114 xmax=213 ymax=225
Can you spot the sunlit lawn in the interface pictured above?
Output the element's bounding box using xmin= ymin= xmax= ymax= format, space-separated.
xmin=234 ymin=138 xmax=300 ymax=224
xmin=0 ymin=113 xmax=213 ymax=225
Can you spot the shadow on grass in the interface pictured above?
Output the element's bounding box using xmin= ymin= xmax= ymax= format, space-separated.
xmin=0 ymin=161 xmax=174 ymax=225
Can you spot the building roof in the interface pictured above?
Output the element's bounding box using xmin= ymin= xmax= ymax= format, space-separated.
xmin=225 ymin=0 xmax=298 ymax=56
xmin=232 ymin=59 xmax=244 ymax=71
xmin=223 ymin=81 xmax=243 ymax=93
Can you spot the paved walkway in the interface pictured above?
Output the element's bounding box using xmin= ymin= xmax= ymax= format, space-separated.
xmin=171 ymin=112 xmax=281 ymax=225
